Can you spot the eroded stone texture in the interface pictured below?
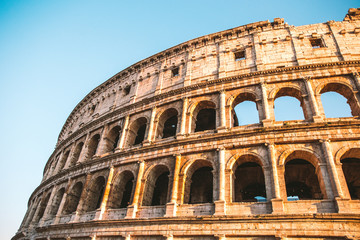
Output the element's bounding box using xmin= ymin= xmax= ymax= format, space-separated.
xmin=13 ymin=8 xmax=360 ymax=240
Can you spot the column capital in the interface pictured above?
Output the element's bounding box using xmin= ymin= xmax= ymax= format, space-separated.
xmin=319 ymin=139 xmax=331 ymax=143
xmin=352 ymin=71 xmax=359 ymax=77
xmin=217 ymin=147 xmax=226 ymax=151
xmin=302 ymin=76 xmax=312 ymax=81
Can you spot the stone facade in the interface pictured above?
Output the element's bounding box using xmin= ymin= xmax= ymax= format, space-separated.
xmin=13 ymin=8 xmax=360 ymax=240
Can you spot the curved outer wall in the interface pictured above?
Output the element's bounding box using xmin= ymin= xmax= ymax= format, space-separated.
xmin=14 ymin=8 xmax=360 ymax=240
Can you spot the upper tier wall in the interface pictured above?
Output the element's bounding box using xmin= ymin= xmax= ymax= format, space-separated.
xmin=57 ymin=16 xmax=360 ymax=148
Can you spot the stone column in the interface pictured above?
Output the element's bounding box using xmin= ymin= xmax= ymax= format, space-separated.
xmin=218 ymin=90 xmax=227 ymax=130
xmin=178 ymin=97 xmax=189 ymax=136
xmin=321 ymin=140 xmax=344 ymax=198
xmin=126 ymin=161 xmax=145 ymax=218
xmin=266 ymin=143 xmax=283 ymax=213
xmin=260 ymin=82 xmax=273 ymax=127
xmin=216 ymin=235 xmax=226 ymax=240
xmin=78 ymin=133 xmax=90 ymax=163
xmin=303 ymin=77 xmax=322 ymax=122
xmin=215 ymin=148 xmax=226 ymax=215
xmin=117 ymin=115 xmax=130 ymax=150
xmin=97 ymin=167 xmax=115 ymax=220
xmin=165 ymin=234 xmax=173 ymax=240
xmin=144 ymin=107 xmax=157 ymax=144
xmin=166 ymin=154 xmax=182 ymax=217
xmin=95 ymin=125 xmax=110 ymax=156
xmin=63 ymin=144 xmax=76 ymax=169
xmin=39 ymin=186 xmax=59 ymax=226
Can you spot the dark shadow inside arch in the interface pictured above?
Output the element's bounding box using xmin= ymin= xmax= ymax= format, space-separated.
xmin=234 ymin=162 xmax=266 ymax=202
xmin=195 ymin=109 xmax=216 ymax=132
xmin=70 ymin=142 xmax=83 ymax=167
xmin=49 ymin=188 xmax=65 ymax=216
xmin=151 ymin=172 xmax=170 ymax=206
xmin=62 ymin=182 xmax=83 ymax=214
xmin=285 ymin=159 xmax=322 ymax=200
xmin=162 ymin=115 xmax=178 ymax=138
xmin=108 ymin=171 xmax=135 ymax=209
xmin=341 ymin=158 xmax=360 ymax=199
xmin=104 ymin=126 xmax=121 ymax=153
xmin=86 ymin=134 xmax=100 ymax=160
xmin=189 ymin=166 xmax=213 ymax=204
xmin=142 ymin=165 xmax=170 ymax=206
xmin=84 ymin=176 xmax=106 ymax=212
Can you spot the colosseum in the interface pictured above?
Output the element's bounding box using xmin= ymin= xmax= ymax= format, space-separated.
xmin=13 ymin=8 xmax=360 ymax=240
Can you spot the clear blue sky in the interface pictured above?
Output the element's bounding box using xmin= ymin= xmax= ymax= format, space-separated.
xmin=0 ymin=1 xmax=357 ymax=239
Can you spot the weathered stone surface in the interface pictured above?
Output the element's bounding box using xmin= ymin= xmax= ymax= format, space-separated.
xmin=13 ymin=8 xmax=360 ymax=240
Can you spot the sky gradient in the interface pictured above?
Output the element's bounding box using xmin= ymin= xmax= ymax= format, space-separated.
xmin=0 ymin=1 xmax=358 ymax=239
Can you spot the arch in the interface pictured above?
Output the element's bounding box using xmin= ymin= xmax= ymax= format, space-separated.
xmin=127 ymin=117 xmax=148 ymax=146
xmin=230 ymin=92 xmax=259 ymax=127
xmin=103 ymin=126 xmax=121 ymax=153
xmin=340 ymin=148 xmax=360 ymax=199
xmin=278 ymin=148 xmax=323 ymax=167
xmin=283 ymin=151 xmax=325 ymax=200
xmin=273 ymin=87 xmax=308 ymax=121
xmin=83 ymin=176 xmax=106 ymax=212
xmin=57 ymin=150 xmax=70 ymax=172
xmin=155 ymin=108 xmax=179 ymax=139
xmin=69 ymin=142 xmax=84 ymax=167
xmin=86 ymin=134 xmax=101 ymax=160
xmin=49 ymin=187 xmax=65 ymax=216
xmin=142 ymin=165 xmax=170 ymax=206
xmin=34 ymin=192 xmax=51 ymax=223
xmin=183 ymin=159 xmax=214 ymax=204
xmin=62 ymin=181 xmax=83 ymax=214
xmin=108 ymin=170 xmax=135 ymax=209
xmin=227 ymin=152 xmax=267 ymax=170
xmin=230 ymin=154 xmax=267 ymax=202
xmin=189 ymin=100 xmax=217 ymax=132
xmin=318 ymin=82 xmax=360 ymax=117
xmin=335 ymin=144 xmax=360 ymax=165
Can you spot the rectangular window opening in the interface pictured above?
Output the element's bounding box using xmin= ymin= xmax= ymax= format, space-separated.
xmin=234 ymin=50 xmax=246 ymax=61
xmin=310 ymin=38 xmax=324 ymax=49
xmin=172 ymin=67 xmax=179 ymax=77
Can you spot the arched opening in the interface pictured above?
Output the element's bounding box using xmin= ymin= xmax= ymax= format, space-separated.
xmin=127 ymin=117 xmax=147 ymax=146
xmin=192 ymin=101 xmax=217 ymax=132
xmin=156 ymin=108 xmax=179 ymax=139
xmin=57 ymin=151 xmax=70 ymax=172
xmin=232 ymin=93 xmax=259 ymax=127
xmin=34 ymin=193 xmax=51 ymax=223
xmin=49 ymin=188 xmax=65 ymax=216
xmin=69 ymin=142 xmax=83 ymax=167
xmin=285 ymin=159 xmax=323 ymax=200
xmin=142 ymin=165 xmax=170 ymax=206
xmin=340 ymin=148 xmax=360 ymax=199
xmin=83 ymin=176 xmax=106 ymax=212
xmin=62 ymin=182 xmax=83 ymax=214
xmin=320 ymin=82 xmax=360 ymax=117
xmin=108 ymin=171 xmax=135 ymax=209
xmin=103 ymin=126 xmax=121 ymax=153
xmin=189 ymin=167 xmax=213 ymax=203
xmin=274 ymin=88 xmax=307 ymax=121
xmin=86 ymin=134 xmax=100 ymax=160
xmin=234 ymin=161 xmax=266 ymax=202
xmin=321 ymin=91 xmax=353 ymax=118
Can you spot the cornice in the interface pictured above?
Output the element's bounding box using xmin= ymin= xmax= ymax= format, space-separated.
xmin=33 ymin=119 xmax=360 ymax=204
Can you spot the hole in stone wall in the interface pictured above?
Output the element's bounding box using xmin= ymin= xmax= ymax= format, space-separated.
xmin=234 ymin=101 xmax=259 ymax=126
xmin=63 ymin=182 xmax=83 ymax=214
xmin=274 ymin=96 xmax=304 ymax=121
xmin=285 ymin=159 xmax=322 ymax=200
xmin=341 ymin=157 xmax=360 ymax=199
xmin=310 ymin=38 xmax=324 ymax=48
xmin=134 ymin=124 xmax=146 ymax=145
xmin=321 ymin=92 xmax=352 ymax=118
xmin=70 ymin=142 xmax=84 ymax=167
xmin=104 ymin=126 xmax=121 ymax=153
xmin=162 ymin=115 xmax=178 ymax=138
xmin=151 ymin=172 xmax=170 ymax=206
xmin=124 ymin=85 xmax=131 ymax=96
xmin=108 ymin=171 xmax=135 ymax=209
xmin=234 ymin=50 xmax=246 ymax=61
xmin=86 ymin=134 xmax=100 ymax=160
xmin=120 ymin=177 xmax=134 ymax=208
xmin=85 ymin=176 xmax=106 ymax=212
xmin=195 ymin=109 xmax=216 ymax=132
xmin=189 ymin=166 xmax=213 ymax=204
xmin=49 ymin=188 xmax=65 ymax=216
xmin=234 ymin=162 xmax=266 ymax=202
xmin=171 ymin=67 xmax=179 ymax=77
